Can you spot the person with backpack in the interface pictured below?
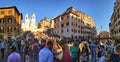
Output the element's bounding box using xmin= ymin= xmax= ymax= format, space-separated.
xmin=108 ymin=44 xmax=120 ymax=62
xmin=21 ymin=39 xmax=25 ymax=53
xmin=90 ymin=40 xmax=98 ymax=62
xmin=32 ymin=39 xmax=40 ymax=62
xmin=79 ymin=41 xmax=90 ymax=62
xmin=52 ymin=40 xmax=63 ymax=62
xmin=61 ymin=42 xmax=72 ymax=62
xmin=70 ymin=42 xmax=79 ymax=62
xmin=12 ymin=40 xmax=17 ymax=50
xmin=97 ymin=43 xmax=105 ymax=62
xmin=0 ymin=39 xmax=6 ymax=58
xmin=24 ymin=40 xmax=31 ymax=62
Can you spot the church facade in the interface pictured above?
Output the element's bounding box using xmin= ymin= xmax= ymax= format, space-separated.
xmin=22 ymin=13 xmax=37 ymax=32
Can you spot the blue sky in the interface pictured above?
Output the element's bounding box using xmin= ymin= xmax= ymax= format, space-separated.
xmin=0 ymin=0 xmax=115 ymax=34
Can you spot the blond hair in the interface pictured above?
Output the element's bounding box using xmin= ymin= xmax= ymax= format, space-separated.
xmin=79 ymin=41 xmax=90 ymax=53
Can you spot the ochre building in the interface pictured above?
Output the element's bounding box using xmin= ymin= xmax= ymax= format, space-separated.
xmin=0 ymin=6 xmax=22 ymax=40
xmin=38 ymin=17 xmax=54 ymax=32
xmin=54 ymin=7 xmax=97 ymax=39
xmin=109 ymin=0 xmax=120 ymax=38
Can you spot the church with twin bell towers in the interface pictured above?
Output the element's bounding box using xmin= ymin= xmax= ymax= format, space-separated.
xmin=22 ymin=13 xmax=37 ymax=32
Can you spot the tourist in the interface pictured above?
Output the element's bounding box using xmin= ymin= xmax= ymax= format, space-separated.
xmin=21 ymin=39 xmax=25 ymax=53
xmin=98 ymin=43 xmax=105 ymax=62
xmin=31 ymin=39 xmax=40 ymax=62
xmin=39 ymin=40 xmax=54 ymax=62
xmin=7 ymin=46 xmax=21 ymax=62
xmin=79 ymin=41 xmax=90 ymax=62
xmin=90 ymin=40 xmax=98 ymax=62
xmin=70 ymin=42 xmax=79 ymax=62
xmin=61 ymin=42 xmax=72 ymax=62
xmin=12 ymin=40 xmax=17 ymax=49
xmin=24 ymin=42 xmax=30 ymax=62
xmin=53 ymin=40 xmax=63 ymax=62
xmin=0 ymin=39 xmax=6 ymax=58
xmin=109 ymin=44 xmax=120 ymax=62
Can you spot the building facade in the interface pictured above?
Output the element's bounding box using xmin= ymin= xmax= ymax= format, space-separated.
xmin=54 ymin=7 xmax=97 ymax=39
xmin=0 ymin=6 xmax=22 ymax=40
xmin=38 ymin=17 xmax=54 ymax=32
xmin=98 ymin=31 xmax=110 ymax=38
xmin=22 ymin=13 xmax=37 ymax=32
xmin=109 ymin=0 xmax=120 ymax=38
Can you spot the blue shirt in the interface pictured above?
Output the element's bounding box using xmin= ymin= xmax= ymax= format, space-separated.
xmin=39 ymin=47 xmax=53 ymax=62
xmin=90 ymin=43 xmax=98 ymax=62
xmin=0 ymin=41 xmax=6 ymax=48
xmin=90 ymin=43 xmax=98 ymax=53
xmin=100 ymin=48 xmax=105 ymax=56
xmin=7 ymin=52 xmax=21 ymax=62
xmin=107 ymin=45 xmax=114 ymax=53
xmin=12 ymin=41 xmax=16 ymax=46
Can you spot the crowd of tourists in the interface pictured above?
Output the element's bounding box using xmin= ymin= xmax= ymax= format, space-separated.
xmin=0 ymin=32 xmax=120 ymax=62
